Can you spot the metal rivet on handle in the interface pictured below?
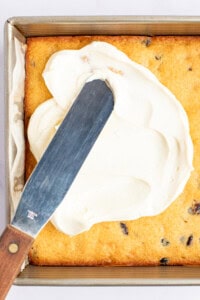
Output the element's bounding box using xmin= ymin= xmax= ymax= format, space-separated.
xmin=8 ymin=243 xmax=19 ymax=254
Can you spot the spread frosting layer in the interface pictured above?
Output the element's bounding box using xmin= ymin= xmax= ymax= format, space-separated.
xmin=28 ymin=41 xmax=193 ymax=236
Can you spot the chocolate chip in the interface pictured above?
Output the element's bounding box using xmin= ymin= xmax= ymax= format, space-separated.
xmin=188 ymin=67 xmax=193 ymax=71
xmin=188 ymin=200 xmax=200 ymax=215
xmin=142 ymin=38 xmax=152 ymax=47
xmin=155 ymin=55 xmax=162 ymax=60
xmin=160 ymin=257 xmax=169 ymax=266
xmin=180 ymin=235 xmax=194 ymax=246
xmin=120 ymin=222 xmax=128 ymax=235
xmin=161 ymin=238 xmax=170 ymax=246
xmin=186 ymin=235 xmax=193 ymax=246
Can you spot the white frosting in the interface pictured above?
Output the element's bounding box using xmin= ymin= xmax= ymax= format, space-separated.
xmin=28 ymin=41 xmax=193 ymax=236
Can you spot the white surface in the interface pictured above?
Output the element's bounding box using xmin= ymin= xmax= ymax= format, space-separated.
xmin=1 ymin=0 xmax=200 ymax=299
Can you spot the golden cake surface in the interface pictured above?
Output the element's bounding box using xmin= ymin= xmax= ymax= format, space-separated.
xmin=25 ymin=36 xmax=200 ymax=266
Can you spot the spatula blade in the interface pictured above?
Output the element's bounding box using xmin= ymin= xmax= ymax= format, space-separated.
xmin=12 ymin=79 xmax=114 ymax=237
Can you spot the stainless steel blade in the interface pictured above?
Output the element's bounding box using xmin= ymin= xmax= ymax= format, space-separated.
xmin=12 ymin=79 xmax=114 ymax=237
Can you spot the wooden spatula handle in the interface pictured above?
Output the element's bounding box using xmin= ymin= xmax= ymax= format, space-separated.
xmin=0 ymin=225 xmax=34 ymax=299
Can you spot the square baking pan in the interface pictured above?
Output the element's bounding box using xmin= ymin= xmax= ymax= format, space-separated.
xmin=4 ymin=15 xmax=200 ymax=286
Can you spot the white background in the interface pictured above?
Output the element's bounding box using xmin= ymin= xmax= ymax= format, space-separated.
xmin=1 ymin=0 xmax=200 ymax=299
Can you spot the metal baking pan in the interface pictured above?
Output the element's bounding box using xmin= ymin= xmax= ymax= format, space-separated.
xmin=4 ymin=15 xmax=200 ymax=286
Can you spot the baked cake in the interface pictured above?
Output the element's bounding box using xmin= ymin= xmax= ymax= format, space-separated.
xmin=25 ymin=36 xmax=200 ymax=266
